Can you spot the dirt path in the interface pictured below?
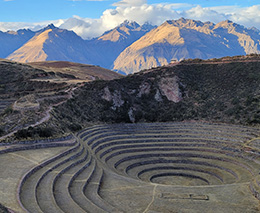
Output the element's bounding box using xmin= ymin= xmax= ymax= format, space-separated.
xmin=30 ymin=98 xmax=68 ymax=128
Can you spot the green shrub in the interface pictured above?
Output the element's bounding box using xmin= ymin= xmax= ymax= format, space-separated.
xmin=4 ymin=106 xmax=13 ymax=115
xmin=14 ymin=127 xmax=53 ymax=139
xmin=0 ymin=128 xmax=4 ymax=137
xmin=0 ymin=203 xmax=9 ymax=213
xmin=68 ymin=123 xmax=82 ymax=132
xmin=15 ymin=129 xmax=31 ymax=139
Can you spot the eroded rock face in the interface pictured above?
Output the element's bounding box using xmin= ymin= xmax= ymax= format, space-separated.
xmin=102 ymin=86 xmax=124 ymax=110
xmin=158 ymin=76 xmax=182 ymax=103
xmin=137 ymin=82 xmax=151 ymax=97
xmin=154 ymin=89 xmax=163 ymax=102
xmin=128 ymin=107 xmax=135 ymax=123
xmin=111 ymin=90 xmax=124 ymax=109
xmin=102 ymin=86 xmax=113 ymax=102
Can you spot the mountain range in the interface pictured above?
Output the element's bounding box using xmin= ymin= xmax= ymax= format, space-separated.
xmin=2 ymin=18 xmax=260 ymax=74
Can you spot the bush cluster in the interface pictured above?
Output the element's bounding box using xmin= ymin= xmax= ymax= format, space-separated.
xmin=15 ymin=127 xmax=53 ymax=139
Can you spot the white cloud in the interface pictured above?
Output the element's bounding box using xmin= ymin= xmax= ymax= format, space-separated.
xmin=182 ymin=4 xmax=260 ymax=29
xmin=101 ymin=3 xmax=181 ymax=29
xmin=113 ymin=0 xmax=147 ymax=7
xmin=55 ymin=3 xmax=183 ymax=39
xmin=162 ymin=3 xmax=193 ymax=10
xmin=181 ymin=5 xmax=229 ymax=24
xmin=209 ymin=5 xmax=240 ymax=14
xmin=59 ymin=16 xmax=101 ymax=39
xmin=224 ymin=5 xmax=260 ymax=28
xmin=0 ymin=19 xmax=65 ymax=32
xmin=2 ymin=2 xmax=260 ymax=39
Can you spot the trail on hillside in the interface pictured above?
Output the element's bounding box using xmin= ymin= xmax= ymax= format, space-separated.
xmin=0 ymin=88 xmax=76 ymax=141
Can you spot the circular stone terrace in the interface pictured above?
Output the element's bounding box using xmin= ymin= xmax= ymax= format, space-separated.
xmin=0 ymin=122 xmax=260 ymax=212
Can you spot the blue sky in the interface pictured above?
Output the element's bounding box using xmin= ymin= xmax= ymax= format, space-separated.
xmin=1 ymin=0 xmax=260 ymax=39
xmin=0 ymin=0 xmax=259 ymax=22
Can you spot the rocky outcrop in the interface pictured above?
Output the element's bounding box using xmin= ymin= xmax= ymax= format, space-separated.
xmin=137 ymin=82 xmax=151 ymax=97
xmin=128 ymin=107 xmax=135 ymax=123
xmin=154 ymin=89 xmax=163 ymax=102
xmin=102 ymin=86 xmax=124 ymax=110
xmin=102 ymin=86 xmax=113 ymax=102
xmin=158 ymin=76 xmax=182 ymax=103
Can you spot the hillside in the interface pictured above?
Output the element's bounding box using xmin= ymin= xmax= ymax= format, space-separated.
xmin=6 ymin=24 xmax=97 ymax=64
xmin=28 ymin=61 xmax=122 ymax=83
xmin=51 ymin=55 xmax=260 ymax=133
xmin=114 ymin=18 xmax=260 ymax=74
xmin=0 ymin=59 xmax=66 ymax=95
xmin=0 ymin=59 xmax=120 ymax=141
xmin=0 ymin=59 xmax=70 ymax=139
